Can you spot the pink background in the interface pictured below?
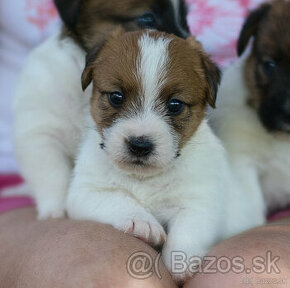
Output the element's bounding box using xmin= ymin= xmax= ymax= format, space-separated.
xmin=0 ymin=0 xmax=265 ymax=175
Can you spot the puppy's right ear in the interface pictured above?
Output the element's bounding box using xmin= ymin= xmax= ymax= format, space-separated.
xmin=237 ymin=3 xmax=271 ymax=56
xmin=81 ymin=43 xmax=104 ymax=91
xmin=53 ymin=0 xmax=82 ymax=32
xmin=82 ymin=27 xmax=126 ymax=91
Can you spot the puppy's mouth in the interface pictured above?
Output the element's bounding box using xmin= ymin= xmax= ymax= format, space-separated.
xmin=280 ymin=123 xmax=290 ymax=134
xmin=117 ymin=158 xmax=165 ymax=177
xmin=258 ymin=104 xmax=290 ymax=134
xmin=132 ymin=160 xmax=148 ymax=166
xmin=120 ymin=155 xmax=158 ymax=169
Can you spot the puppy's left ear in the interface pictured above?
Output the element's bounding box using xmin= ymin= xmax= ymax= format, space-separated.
xmin=82 ymin=27 xmax=126 ymax=91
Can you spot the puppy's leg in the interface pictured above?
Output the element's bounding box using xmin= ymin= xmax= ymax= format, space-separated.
xmin=162 ymin=205 xmax=221 ymax=284
xmin=16 ymin=134 xmax=72 ymax=219
xmin=67 ymin=188 xmax=166 ymax=247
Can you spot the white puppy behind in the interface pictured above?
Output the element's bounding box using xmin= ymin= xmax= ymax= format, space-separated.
xmin=67 ymin=29 xmax=261 ymax=282
xmin=13 ymin=34 xmax=90 ymax=218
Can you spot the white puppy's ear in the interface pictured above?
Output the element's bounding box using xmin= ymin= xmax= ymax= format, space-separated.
xmin=81 ymin=26 xmax=126 ymax=91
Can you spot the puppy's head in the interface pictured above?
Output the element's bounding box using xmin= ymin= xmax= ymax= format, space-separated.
xmin=82 ymin=29 xmax=220 ymax=176
xmin=238 ymin=0 xmax=290 ymax=133
xmin=54 ymin=0 xmax=189 ymax=51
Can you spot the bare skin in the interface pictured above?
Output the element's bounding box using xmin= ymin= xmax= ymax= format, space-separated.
xmin=185 ymin=219 xmax=290 ymax=288
xmin=1 ymin=208 xmax=290 ymax=288
xmin=0 ymin=208 xmax=176 ymax=288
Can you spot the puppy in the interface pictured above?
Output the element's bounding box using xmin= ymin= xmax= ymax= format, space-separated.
xmin=13 ymin=0 xmax=190 ymax=219
xmin=67 ymin=28 xmax=259 ymax=282
xmin=211 ymin=0 xmax=290 ymax=220
xmin=55 ymin=0 xmax=190 ymax=51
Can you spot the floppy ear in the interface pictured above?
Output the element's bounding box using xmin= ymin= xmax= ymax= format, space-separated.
xmin=81 ymin=44 xmax=103 ymax=91
xmin=179 ymin=0 xmax=190 ymax=35
xmin=237 ymin=3 xmax=271 ymax=56
xmin=201 ymin=57 xmax=221 ymax=109
xmin=82 ymin=27 xmax=126 ymax=91
xmin=53 ymin=0 xmax=82 ymax=32
xmin=186 ymin=37 xmax=221 ymax=108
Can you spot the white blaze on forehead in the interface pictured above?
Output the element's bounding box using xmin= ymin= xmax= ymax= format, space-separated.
xmin=137 ymin=33 xmax=171 ymax=110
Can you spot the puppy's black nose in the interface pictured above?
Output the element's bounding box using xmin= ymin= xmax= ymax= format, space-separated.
xmin=128 ymin=137 xmax=154 ymax=157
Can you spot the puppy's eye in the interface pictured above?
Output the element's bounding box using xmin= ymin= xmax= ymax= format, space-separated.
xmin=109 ymin=92 xmax=124 ymax=108
xmin=167 ymin=99 xmax=185 ymax=115
xmin=136 ymin=13 xmax=157 ymax=28
xmin=262 ymin=60 xmax=277 ymax=76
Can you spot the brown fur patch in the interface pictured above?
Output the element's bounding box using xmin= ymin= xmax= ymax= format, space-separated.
xmin=89 ymin=31 xmax=142 ymax=136
xmin=161 ymin=35 xmax=220 ymax=147
xmin=86 ymin=30 xmax=220 ymax=149
xmin=75 ymin=0 xmax=153 ymax=50
xmin=244 ymin=55 xmax=261 ymax=109
xmin=57 ymin=0 xmax=190 ymax=51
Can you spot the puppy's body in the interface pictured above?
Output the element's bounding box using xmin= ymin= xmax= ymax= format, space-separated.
xmin=67 ymin=30 xmax=260 ymax=280
xmin=211 ymin=59 xmax=290 ymax=216
xmin=13 ymin=34 xmax=90 ymax=218
xmin=13 ymin=0 xmax=190 ymax=219
xmin=211 ymin=0 xmax=290 ymax=217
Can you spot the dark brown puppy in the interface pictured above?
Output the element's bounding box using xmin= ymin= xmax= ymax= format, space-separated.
xmin=238 ymin=0 xmax=290 ymax=133
xmin=54 ymin=0 xmax=190 ymax=51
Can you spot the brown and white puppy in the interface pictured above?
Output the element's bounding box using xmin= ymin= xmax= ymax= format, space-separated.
xmin=12 ymin=0 xmax=190 ymax=219
xmin=67 ymin=29 xmax=259 ymax=283
xmin=211 ymin=0 xmax=290 ymax=221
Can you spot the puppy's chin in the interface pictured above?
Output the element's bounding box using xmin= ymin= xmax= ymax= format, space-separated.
xmin=283 ymin=124 xmax=290 ymax=134
xmin=258 ymin=103 xmax=290 ymax=135
xmin=271 ymin=123 xmax=290 ymax=136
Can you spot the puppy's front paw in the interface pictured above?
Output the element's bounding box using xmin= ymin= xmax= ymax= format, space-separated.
xmin=37 ymin=203 xmax=66 ymax=220
xmin=162 ymin=242 xmax=207 ymax=285
xmin=120 ymin=217 xmax=166 ymax=247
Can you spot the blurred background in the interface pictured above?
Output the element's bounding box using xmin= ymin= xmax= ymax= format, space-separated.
xmin=0 ymin=0 xmax=264 ymax=178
